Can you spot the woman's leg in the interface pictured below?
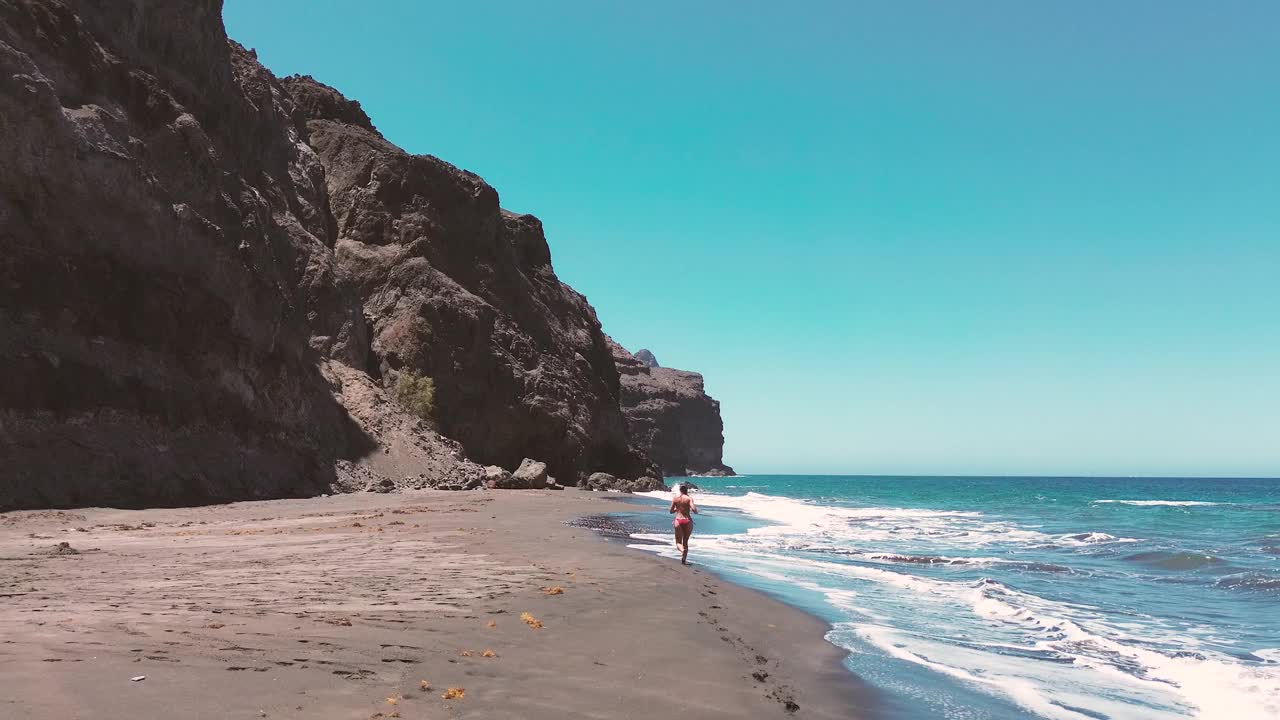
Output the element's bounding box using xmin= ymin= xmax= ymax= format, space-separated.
xmin=673 ymin=523 xmax=683 ymax=552
xmin=680 ymin=523 xmax=692 ymax=564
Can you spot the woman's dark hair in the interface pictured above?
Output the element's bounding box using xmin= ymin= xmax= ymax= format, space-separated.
xmin=678 ymin=483 xmax=689 ymax=495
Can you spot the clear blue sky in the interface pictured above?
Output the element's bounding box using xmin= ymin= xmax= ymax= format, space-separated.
xmin=225 ymin=1 xmax=1279 ymax=477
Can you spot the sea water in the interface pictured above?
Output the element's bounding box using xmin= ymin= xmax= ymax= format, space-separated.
xmin=611 ymin=476 xmax=1280 ymax=720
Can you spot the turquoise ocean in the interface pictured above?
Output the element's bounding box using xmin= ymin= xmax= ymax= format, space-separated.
xmin=601 ymin=476 xmax=1280 ymax=720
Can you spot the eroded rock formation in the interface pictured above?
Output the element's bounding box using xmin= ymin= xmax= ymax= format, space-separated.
xmin=0 ymin=0 xmax=475 ymax=508
xmin=281 ymin=74 xmax=655 ymax=486
xmin=0 ymin=0 xmax=661 ymax=509
xmin=610 ymin=340 xmax=735 ymax=477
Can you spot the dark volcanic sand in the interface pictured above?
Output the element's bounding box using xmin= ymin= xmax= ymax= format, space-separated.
xmin=0 ymin=490 xmax=872 ymax=719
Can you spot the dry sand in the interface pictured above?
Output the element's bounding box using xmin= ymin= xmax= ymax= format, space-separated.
xmin=0 ymin=490 xmax=870 ymax=719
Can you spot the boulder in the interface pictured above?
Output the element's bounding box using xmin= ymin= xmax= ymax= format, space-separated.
xmin=631 ymin=476 xmax=668 ymax=493
xmin=511 ymin=458 xmax=548 ymax=489
xmin=483 ymin=465 xmax=516 ymax=489
xmin=584 ymin=472 xmax=619 ymax=491
xmin=583 ymin=472 xmax=666 ymax=493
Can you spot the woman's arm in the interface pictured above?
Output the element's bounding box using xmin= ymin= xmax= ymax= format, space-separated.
xmin=669 ymin=500 xmax=677 ymax=514
xmin=691 ymin=500 xmax=698 ymax=514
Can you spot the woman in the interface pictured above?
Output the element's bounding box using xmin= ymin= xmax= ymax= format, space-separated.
xmin=669 ymin=483 xmax=699 ymax=565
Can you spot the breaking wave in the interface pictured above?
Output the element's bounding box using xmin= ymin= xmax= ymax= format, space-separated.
xmin=625 ymin=484 xmax=1280 ymax=719
xmin=1092 ymin=500 xmax=1222 ymax=507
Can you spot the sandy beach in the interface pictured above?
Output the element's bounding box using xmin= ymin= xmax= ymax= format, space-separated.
xmin=0 ymin=490 xmax=869 ymax=719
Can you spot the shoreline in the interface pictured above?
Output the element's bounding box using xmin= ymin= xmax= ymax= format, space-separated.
xmin=0 ymin=489 xmax=873 ymax=719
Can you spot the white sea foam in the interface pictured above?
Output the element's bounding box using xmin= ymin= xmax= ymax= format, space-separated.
xmin=626 ymin=490 xmax=1278 ymax=720
xmin=964 ymin=580 xmax=1280 ymax=719
xmin=1055 ymin=531 xmax=1142 ymax=546
xmin=826 ymin=554 xmax=1280 ymax=719
xmin=636 ymin=489 xmax=1054 ymax=549
xmin=640 ymin=490 xmax=1150 ymax=552
xmin=860 ymin=553 xmax=1010 ymax=566
xmin=1092 ymin=500 xmax=1222 ymax=507
xmin=848 ymin=623 xmax=1191 ymax=720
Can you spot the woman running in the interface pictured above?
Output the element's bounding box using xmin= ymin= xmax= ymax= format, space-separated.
xmin=669 ymin=483 xmax=698 ymax=565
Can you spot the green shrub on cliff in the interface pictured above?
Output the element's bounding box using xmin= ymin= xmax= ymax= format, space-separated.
xmin=394 ymin=371 xmax=436 ymax=421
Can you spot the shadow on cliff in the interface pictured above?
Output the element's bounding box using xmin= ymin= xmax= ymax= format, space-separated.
xmin=0 ymin=296 xmax=378 ymax=511
xmin=0 ymin=0 xmax=379 ymax=511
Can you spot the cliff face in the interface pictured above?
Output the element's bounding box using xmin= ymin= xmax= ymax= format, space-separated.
xmin=0 ymin=0 xmax=484 ymax=509
xmin=278 ymin=76 xmax=655 ymax=485
xmin=0 ymin=0 xmax=676 ymax=510
xmin=610 ymin=341 xmax=734 ymax=477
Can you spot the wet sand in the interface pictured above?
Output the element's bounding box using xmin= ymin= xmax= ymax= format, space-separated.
xmin=0 ymin=490 xmax=871 ymax=719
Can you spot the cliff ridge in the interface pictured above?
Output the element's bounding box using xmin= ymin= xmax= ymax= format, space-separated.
xmin=610 ymin=340 xmax=735 ymax=477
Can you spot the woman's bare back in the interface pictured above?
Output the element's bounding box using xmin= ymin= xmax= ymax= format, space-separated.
xmin=671 ymin=494 xmax=694 ymax=518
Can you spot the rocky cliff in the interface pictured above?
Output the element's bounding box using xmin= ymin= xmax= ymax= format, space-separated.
xmin=0 ymin=0 xmax=480 ymax=507
xmin=281 ymin=75 xmax=654 ymax=485
xmin=0 ymin=0 xmax=655 ymax=510
xmin=610 ymin=341 xmax=734 ymax=477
